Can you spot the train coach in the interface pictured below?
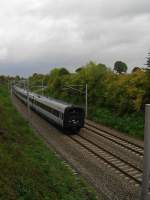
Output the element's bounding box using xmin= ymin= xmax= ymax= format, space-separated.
xmin=13 ymin=86 xmax=85 ymax=132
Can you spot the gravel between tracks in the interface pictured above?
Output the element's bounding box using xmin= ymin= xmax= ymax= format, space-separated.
xmin=85 ymin=120 xmax=143 ymax=148
xmin=80 ymin=128 xmax=143 ymax=170
xmin=12 ymin=95 xmax=142 ymax=200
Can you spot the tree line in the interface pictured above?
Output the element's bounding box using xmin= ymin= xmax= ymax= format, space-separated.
xmin=27 ymin=53 xmax=150 ymax=117
xmin=1 ymin=52 xmax=150 ymax=118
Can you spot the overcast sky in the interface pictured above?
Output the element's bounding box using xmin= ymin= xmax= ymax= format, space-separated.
xmin=0 ymin=0 xmax=150 ymax=76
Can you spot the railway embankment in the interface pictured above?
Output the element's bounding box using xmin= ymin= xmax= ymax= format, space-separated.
xmin=0 ymin=85 xmax=97 ymax=200
xmin=12 ymin=87 xmax=145 ymax=200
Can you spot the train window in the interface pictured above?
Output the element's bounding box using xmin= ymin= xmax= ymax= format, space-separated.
xmin=34 ymin=100 xmax=60 ymax=117
xmin=18 ymin=91 xmax=27 ymax=99
xmin=53 ymin=109 xmax=59 ymax=117
xmin=15 ymin=90 xmax=62 ymax=119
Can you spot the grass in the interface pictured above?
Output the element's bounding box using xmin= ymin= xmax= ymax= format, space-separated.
xmin=89 ymin=107 xmax=145 ymax=139
xmin=0 ymin=85 xmax=97 ymax=200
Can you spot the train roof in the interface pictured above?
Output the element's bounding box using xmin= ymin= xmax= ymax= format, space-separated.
xmin=30 ymin=92 xmax=72 ymax=112
xmin=14 ymin=86 xmax=79 ymax=112
xmin=14 ymin=86 xmax=27 ymax=95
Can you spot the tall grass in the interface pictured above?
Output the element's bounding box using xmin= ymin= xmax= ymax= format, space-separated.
xmin=0 ymin=85 xmax=97 ymax=200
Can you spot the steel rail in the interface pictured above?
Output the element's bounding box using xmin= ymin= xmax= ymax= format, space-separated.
xmin=85 ymin=121 xmax=143 ymax=149
xmin=79 ymin=133 xmax=142 ymax=172
xmin=69 ymin=134 xmax=142 ymax=185
xmin=84 ymin=124 xmax=143 ymax=156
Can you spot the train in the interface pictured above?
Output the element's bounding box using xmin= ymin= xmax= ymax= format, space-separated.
xmin=13 ymin=86 xmax=85 ymax=132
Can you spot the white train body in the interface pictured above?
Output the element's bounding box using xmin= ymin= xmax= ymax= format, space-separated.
xmin=13 ymin=86 xmax=85 ymax=131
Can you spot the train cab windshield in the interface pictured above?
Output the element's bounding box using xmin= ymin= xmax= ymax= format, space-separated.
xmin=64 ymin=107 xmax=85 ymax=130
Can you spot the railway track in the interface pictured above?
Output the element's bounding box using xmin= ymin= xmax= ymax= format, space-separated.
xmin=69 ymin=134 xmax=143 ymax=186
xmin=84 ymin=121 xmax=144 ymax=157
xmin=14 ymin=95 xmax=146 ymax=199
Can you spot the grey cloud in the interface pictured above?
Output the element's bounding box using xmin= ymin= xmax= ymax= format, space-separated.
xmin=26 ymin=0 xmax=150 ymax=19
xmin=0 ymin=0 xmax=150 ymax=76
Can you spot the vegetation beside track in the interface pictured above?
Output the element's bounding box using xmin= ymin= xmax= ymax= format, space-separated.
xmin=0 ymin=85 xmax=97 ymax=200
xmin=2 ymin=57 xmax=149 ymax=139
xmin=90 ymin=107 xmax=144 ymax=139
xmin=28 ymin=61 xmax=147 ymax=139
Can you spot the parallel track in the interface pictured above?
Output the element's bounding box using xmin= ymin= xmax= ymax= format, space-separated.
xmin=69 ymin=134 xmax=143 ymax=185
xmin=84 ymin=121 xmax=144 ymax=157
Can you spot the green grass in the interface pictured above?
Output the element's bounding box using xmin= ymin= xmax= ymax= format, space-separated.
xmin=0 ymin=85 xmax=97 ymax=200
xmin=90 ymin=107 xmax=144 ymax=139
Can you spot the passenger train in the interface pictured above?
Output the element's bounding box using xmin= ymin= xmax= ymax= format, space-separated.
xmin=13 ymin=86 xmax=85 ymax=132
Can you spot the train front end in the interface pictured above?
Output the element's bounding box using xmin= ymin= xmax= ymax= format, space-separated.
xmin=63 ymin=107 xmax=85 ymax=132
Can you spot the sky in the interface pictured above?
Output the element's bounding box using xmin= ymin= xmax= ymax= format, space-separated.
xmin=0 ymin=0 xmax=150 ymax=76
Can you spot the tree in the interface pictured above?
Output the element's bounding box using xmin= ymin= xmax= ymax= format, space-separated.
xmin=15 ymin=75 xmax=20 ymax=81
xmin=132 ymin=67 xmax=142 ymax=73
xmin=145 ymin=50 xmax=150 ymax=75
xmin=114 ymin=61 xmax=128 ymax=74
xmin=146 ymin=51 xmax=150 ymax=69
xmin=59 ymin=68 xmax=70 ymax=76
xmin=75 ymin=67 xmax=83 ymax=73
xmin=141 ymin=50 xmax=150 ymax=106
xmin=97 ymin=63 xmax=107 ymax=70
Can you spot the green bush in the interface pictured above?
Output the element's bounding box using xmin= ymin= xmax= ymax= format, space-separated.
xmin=28 ymin=61 xmax=147 ymax=139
